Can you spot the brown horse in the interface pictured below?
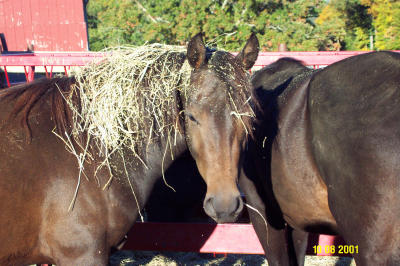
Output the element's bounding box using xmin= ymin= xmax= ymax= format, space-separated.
xmin=240 ymin=52 xmax=400 ymax=266
xmin=0 ymin=33 xmax=259 ymax=265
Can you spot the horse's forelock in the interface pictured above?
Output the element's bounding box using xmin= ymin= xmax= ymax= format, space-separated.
xmin=207 ymin=51 xmax=258 ymax=138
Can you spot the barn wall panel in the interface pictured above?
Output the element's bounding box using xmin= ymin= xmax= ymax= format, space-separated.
xmin=0 ymin=0 xmax=88 ymax=52
xmin=21 ymin=0 xmax=33 ymax=50
xmin=4 ymin=1 xmax=16 ymax=50
xmin=0 ymin=1 xmax=7 ymax=51
xmin=12 ymin=0 xmax=24 ymax=50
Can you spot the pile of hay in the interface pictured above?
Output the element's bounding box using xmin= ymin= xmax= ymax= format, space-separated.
xmin=68 ymin=45 xmax=191 ymax=169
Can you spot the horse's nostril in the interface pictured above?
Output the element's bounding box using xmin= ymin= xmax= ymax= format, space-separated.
xmin=203 ymin=196 xmax=216 ymax=217
xmin=204 ymin=195 xmax=243 ymax=221
xmin=235 ymin=196 xmax=243 ymax=214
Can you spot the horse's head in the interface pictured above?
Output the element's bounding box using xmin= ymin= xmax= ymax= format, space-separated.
xmin=184 ymin=33 xmax=259 ymax=223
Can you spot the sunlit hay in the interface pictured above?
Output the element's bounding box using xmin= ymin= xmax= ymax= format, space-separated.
xmin=67 ymin=45 xmax=191 ymax=185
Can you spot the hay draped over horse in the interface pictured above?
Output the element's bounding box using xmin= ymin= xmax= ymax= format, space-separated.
xmin=68 ymin=45 xmax=256 ymax=179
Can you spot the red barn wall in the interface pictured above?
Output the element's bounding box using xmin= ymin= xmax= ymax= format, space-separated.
xmin=0 ymin=0 xmax=88 ymax=52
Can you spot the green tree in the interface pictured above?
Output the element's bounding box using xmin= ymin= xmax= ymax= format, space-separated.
xmin=316 ymin=0 xmax=372 ymax=50
xmin=87 ymin=0 xmax=399 ymax=51
xmin=362 ymin=0 xmax=400 ymax=50
xmin=87 ymin=0 xmax=326 ymax=51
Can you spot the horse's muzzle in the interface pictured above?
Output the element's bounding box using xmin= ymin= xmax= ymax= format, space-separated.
xmin=203 ymin=194 xmax=243 ymax=223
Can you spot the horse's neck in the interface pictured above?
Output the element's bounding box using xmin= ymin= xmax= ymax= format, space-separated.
xmin=86 ymin=134 xmax=187 ymax=246
xmin=276 ymin=69 xmax=314 ymax=108
xmin=116 ymin=133 xmax=188 ymax=209
xmin=256 ymin=69 xmax=314 ymax=144
xmin=276 ymin=73 xmax=313 ymax=137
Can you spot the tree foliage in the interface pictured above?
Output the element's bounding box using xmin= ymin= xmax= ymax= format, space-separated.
xmin=316 ymin=0 xmax=372 ymax=50
xmin=87 ymin=0 xmax=400 ymax=51
xmin=361 ymin=0 xmax=400 ymax=49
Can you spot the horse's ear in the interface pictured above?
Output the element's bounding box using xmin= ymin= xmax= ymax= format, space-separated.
xmin=187 ymin=33 xmax=207 ymax=69
xmin=236 ymin=33 xmax=259 ymax=70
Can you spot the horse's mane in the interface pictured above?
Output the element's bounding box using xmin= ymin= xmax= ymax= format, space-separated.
xmin=69 ymin=46 xmax=189 ymax=162
xmin=251 ymin=57 xmax=311 ymax=99
xmin=253 ymin=57 xmax=307 ymax=80
xmin=0 ymin=76 xmax=76 ymax=142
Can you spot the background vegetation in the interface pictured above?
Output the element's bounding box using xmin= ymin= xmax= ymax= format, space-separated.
xmin=86 ymin=0 xmax=400 ymax=51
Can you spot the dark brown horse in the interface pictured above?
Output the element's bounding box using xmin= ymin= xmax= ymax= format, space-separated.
xmin=240 ymin=51 xmax=400 ymax=266
xmin=0 ymin=33 xmax=259 ymax=265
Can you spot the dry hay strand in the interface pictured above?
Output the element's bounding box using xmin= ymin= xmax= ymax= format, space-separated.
xmin=58 ymin=44 xmax=190 ymax=211
xmin=70 ymin=45 xmax=190 ymax=164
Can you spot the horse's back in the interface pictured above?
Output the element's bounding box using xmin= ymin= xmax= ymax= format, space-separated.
xmin=310 ymin=51 xmax=400 ymax=134
xmin=309 ymin=51 xmax=400 ymax=263
xmin=309 ymin=51 xmax=400 ymax=186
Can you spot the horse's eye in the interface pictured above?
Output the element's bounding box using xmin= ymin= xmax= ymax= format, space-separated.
xmin=186 ymin=113 xmax=200 ymax=125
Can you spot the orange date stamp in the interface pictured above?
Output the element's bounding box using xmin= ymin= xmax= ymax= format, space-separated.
xmin=313 ymin=245 xmax=359 ymax=255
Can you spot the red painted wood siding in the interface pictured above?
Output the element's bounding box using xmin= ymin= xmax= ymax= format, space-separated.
xmin=0 ymin=0 xmax=88 ymax=52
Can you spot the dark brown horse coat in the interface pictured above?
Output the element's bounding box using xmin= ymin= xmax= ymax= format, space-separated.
xmin=241 ymin=51 xmax=400 ymax=266
xmin=0 ymin=33 xmax=259 ymax=266
xmin=0 ymin=77 xmax=184 ymax=265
